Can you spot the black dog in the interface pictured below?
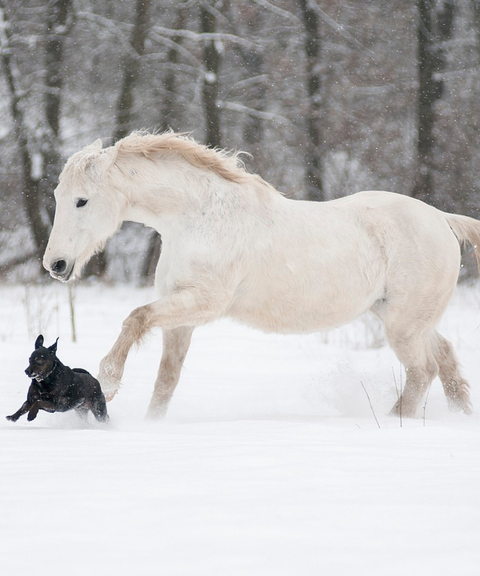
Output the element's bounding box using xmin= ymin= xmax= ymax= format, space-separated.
xmin=6 ymin=335 xmax=108 ymax=423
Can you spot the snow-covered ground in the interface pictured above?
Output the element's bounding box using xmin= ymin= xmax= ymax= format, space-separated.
xmin=1 ymin=282 xmax=479 ymax=575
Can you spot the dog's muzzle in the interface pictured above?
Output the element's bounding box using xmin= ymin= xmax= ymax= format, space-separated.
xmin=25 ymin=366 xmax=54 ymax=382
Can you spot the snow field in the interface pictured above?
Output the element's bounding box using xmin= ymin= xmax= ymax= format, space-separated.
xmin=1 ymin=282 xmax=479 ymax=575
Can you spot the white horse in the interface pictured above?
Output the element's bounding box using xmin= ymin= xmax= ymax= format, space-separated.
xmin=43 ymin=131 xmax=480 ymax=419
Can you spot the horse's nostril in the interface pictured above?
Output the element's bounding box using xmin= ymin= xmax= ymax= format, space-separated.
xmin=52 ymin=259 xmax=67 ymax=274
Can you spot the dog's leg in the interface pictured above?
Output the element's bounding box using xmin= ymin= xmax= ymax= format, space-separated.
xmin=6 ymin=400 xmax=34 ymax=422
xmin=75 ymin=406 xmax=89 ymax=421
xmin=27 ymin=400 xmax=57 ymax=421
xmin=91 ymin=396 xmax=109 ymax=423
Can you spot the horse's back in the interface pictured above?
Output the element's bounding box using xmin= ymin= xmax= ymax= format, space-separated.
xmin=227 ymin=192 xmax=387 ymax=332
xmin=227 ymin=191 xmax=461 ymax=334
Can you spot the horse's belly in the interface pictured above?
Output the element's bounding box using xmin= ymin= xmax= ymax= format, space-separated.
xmin=228 ymin=280 xmax=384 ymax=334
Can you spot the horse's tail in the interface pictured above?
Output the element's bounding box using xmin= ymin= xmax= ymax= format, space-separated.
xmin=445 ymin=213 xmax=480 ymax=273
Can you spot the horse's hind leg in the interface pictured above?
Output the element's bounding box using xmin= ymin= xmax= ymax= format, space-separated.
xmin=432 ymin=331 xmax=472 ymax=414
xmin=373 ymin=298 xmax=440 ymax=418
xmin=387 ymin=330 xmax=439 ymax=418
xmin=146 ymin=326 xmax=194 ymax=420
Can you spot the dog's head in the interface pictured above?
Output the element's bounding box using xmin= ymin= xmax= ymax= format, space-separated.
xmin=25 ymin=335 xmax=59 ymax=381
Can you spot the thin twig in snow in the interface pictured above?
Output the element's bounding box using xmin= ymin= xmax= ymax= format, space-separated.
xmin=360 ymin=380 xmax=381 ymax=429
xmin=392 ymin=366 xmax=403 ymax=428
xmin=423 ymin=385 xmax=432 ymax=427
xmin=68 ymin=283 xmax=77 ymax=343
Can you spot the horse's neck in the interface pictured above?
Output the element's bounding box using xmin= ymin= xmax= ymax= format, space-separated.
xmin=122 ymin=160 xmax=240 ymax=233
xmin=124 ymin=200 xmax=168 ymax=231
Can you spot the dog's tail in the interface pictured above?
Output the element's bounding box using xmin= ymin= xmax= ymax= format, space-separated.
xmin=445 ymin=213 xmax=480 ymax=273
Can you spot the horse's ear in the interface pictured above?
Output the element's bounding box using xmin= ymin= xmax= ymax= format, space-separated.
xmin=48 ymin=337 xmax=59 ymax=354
xmin=88 ymin=138 xmax=103 ymax=151
xmin=84 ymin=139 xmax=116 ymax=173
xmin=35 ymin=335 xmax=44 ymax=349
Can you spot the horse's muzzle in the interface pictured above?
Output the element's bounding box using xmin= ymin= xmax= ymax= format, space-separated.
xmin=49 ymin=259 xmax=75 ymax=282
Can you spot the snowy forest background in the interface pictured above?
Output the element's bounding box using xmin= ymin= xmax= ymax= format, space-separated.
xmin=1 ymin=0 xmax=480 ymax=284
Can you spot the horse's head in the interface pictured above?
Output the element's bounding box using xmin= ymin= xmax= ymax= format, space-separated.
xmin=44 ymin=139 xmax=127 ymax=281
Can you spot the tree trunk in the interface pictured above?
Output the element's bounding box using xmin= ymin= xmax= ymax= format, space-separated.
xmin=101 ymin=0 xmax=151 ymax=280
xmin=161 ymin=9 xmax=185 ymax=132
xmin=41 ymin=0 xmax=74 ymax=221
xmin=1 ymin=53 xmax=46 ymax=253
xmin=411 ymin=0 xmax=455 ymax=205
xmin=299 ymin=0 xmax=324 ymax=202
xmin=140 ymin=7 xmax=186 ymax=283
xmin=234 ymin=8 xmax=266 ymax=173
xmin=241 ymin=49 xmax=266 ymax=153
xmin=0 ymin=3 xmax=54 ymax=258
xmin=473 ymin=0 xmax=480 ymax=56
xmin=200 ymin=2 xmax=221 ymax=148
xmin=45 ymin=0 xmax=72 ymax=138
xmin=114 ymin=0 xmax=151 ymax=142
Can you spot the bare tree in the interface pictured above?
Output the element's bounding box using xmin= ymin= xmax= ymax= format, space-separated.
xmin=114 ymin=0 xmax=152 ymax=142
xmin=89 ymin=0 xmax=152 ymax=280
xmin=232 ymin=3 xmax=267 ymax=172
xmin=1 ymin=0 xmax=479 ymax=284
xmin=0 ymin=0 xmax=73 ymax=261
xmin=160 ymin=7 xmax=186 ymax=132
xmin=141 ymin=6 xmax=188 ymax=281
xmin=473 ymin=0 xmax=480 ymax=56
xmin=299 ymin=0 xmax=324 ymax=201
xmin=411 ymin=0 xmax=455 ymax=205
xmin=200 ymin=0 xmax=222 ymax=148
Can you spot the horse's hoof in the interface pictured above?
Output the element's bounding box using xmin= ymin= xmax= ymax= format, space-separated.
xmin=447 ymin=397 xmax=473 ymax=415
xmin=104 ymin=391 xmax=117 ymax=402
xmin=98 ymin=358 xmax=123 ymax=400
xmin=98 ymin=372 xmax=120 ymax=401
xmin=145 ymin=402 xmax=169 ymax=421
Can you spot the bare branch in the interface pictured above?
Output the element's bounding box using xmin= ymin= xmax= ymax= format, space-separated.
xmin=152 ymin=25 xmax=263 ymax=51
xmin=219 ymin=100 xmax=292 ymax=127
xmin=251 ymin=0 xmax=299 ymax=23
xmin=149 ymin=30 xmax=201 ymax=68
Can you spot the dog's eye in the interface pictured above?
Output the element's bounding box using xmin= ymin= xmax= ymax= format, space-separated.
xmin=35 ymin=357 xmax=44 ymax=365
xmin=76 ymin=198 xmax=88 ymax=208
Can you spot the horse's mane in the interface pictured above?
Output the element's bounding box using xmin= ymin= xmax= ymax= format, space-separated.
xmin=62 ymin=131 xmax=279 ymax=194
xmin=114 ymin=131 xmax=251 ymax=184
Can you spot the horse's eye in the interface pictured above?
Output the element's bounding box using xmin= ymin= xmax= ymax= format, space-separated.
xmin=76 ymin=198 xmax=88 ymax=208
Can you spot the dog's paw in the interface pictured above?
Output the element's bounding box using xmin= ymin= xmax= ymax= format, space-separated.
xmin=6 ymin=414 xmax=18 ymax=422
xmin=27 ymin=410 xmax=38 ymax=421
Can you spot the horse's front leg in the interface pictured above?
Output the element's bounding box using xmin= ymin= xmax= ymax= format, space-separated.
xmin=146 ymin=326 xmax=194 ymax=419
xmin=98 ymin=287 xmax=230 ymax=402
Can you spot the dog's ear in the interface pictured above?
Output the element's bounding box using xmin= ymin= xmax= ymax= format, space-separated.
xmin=35 ymin=335 xmax=44 ymax=349
xmin=48 ymin=337 xmax=59 ymax=354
